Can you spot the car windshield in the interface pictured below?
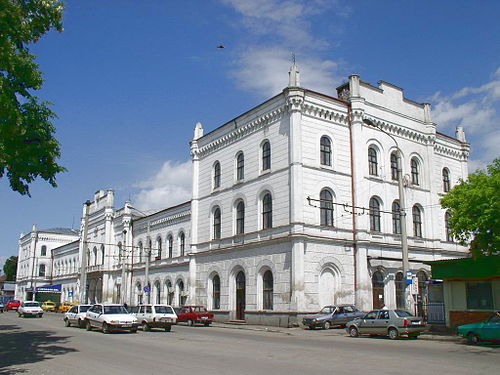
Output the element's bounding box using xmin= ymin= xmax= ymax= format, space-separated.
xmin=155 ymin=306 xmax=174 ymax=314
xmin=80 ymin=306 xmax=90 ymax=313
xmin=319 ymin=307 xmax=333 ymax=314
xmin=193 ymin=307 xmax=207 ymax=312
xmin=24 ymin=302 xmax=39 ymax=307
xmin=103 ymin=306 xmax=128 ymax=314
xmin=487 ymin=312 xmax=500 ymax=323
xmin=394 ymin=310 xmax=413 ymax=317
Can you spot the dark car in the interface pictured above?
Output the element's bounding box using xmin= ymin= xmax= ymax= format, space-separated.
xmin=303 ymin=305 xmax=366 ymax=329
xmin=6 ymin=300 xmax=21 ymax=311
xmin=175 ymin=306 xmax=214 ymax=326
xmin=0 ymin=301 xmax=4 ymax=313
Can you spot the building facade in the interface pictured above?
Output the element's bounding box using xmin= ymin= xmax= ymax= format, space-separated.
xmin=16 ymin=66 xmax=470 ymax=326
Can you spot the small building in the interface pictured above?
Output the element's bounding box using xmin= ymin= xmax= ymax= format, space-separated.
xmin=0 ymin=276 xmax=16 ymax=303
xmin=427 ymin=257 xmax=500 ymax=328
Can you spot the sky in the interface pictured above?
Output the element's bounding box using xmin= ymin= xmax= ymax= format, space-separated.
xmin=1 ymin=0 xmax=499 ymax=268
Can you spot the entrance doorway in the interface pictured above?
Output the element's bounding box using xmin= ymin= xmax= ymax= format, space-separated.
xmin=372 ymin=271 xmax=385 ymax=309
xmin=236 ymin=271 xmax=245 ymax=320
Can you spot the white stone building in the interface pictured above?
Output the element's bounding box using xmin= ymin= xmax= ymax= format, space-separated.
xmin=16 ymin=66 xmax=470 ymax=326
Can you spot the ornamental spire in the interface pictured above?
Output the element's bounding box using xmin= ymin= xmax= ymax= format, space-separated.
xmin=288 ymin=54 xmax=300 ymax=87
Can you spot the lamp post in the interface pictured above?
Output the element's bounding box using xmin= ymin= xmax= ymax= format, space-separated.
xmin=121 ymin=229 xmax=127 ymax=305
xmin=79 ymin=200 xmax=91 ymax=304
xmin=363 ymin=118 xmax=411 ymax=311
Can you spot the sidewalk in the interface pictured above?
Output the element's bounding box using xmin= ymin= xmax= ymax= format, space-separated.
xmin=212 ymin=321 xmax=461 ymax=342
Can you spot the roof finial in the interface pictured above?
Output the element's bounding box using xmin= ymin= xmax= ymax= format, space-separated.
xmin=288 ymin=53 xmax=300 ymax=87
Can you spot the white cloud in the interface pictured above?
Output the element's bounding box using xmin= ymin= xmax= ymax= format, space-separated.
xmin=430 ymin=67 xmax=500 ymax=170
xmin=220 ymin=0 xmax=348 ymax=98
xmin=132 ymin=160 xmax=192 ymax=211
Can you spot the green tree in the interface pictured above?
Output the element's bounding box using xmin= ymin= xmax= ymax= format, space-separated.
xmin=3 ymin=256 xmax=18 ymax=280
xmin=441 ymin=158 xmax=500 ymax=257
xmin=0 ymin=0 xmax=65 ymax=196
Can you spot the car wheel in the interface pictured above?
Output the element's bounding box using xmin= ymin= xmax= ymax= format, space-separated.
xmin=165 ymin=326 xmax=172 ymax=332
xmin=349 ymin=326 xmax=359 ymax=337
xmin=388 ymin=328 xmax=399 ymax=340
xmin=130 ymin=329 xmax=137 ymax=333
xmin=78 ymin=319 xmax=84 ymax=329
xmin=323 ymin=321 xmax=331 ymax=330
xmin=102 ymin=322 xmax=109 ymax=334
xmin=142 ymin=322 xmax=150 ymax=332
xmin=188 ymin=320 xmax=194 ymax=327
xmin=204 ymin=322 xmax=210 ymax=327
xmin=39 ymin=314 xmax=43 ymax=318
xmin=86 ymin=320 xmax=92 ymax=331
xmin=466 ymin=333 xmax=479 ymax=344
xmin=64 ymin=318 xmax=70 ymax=327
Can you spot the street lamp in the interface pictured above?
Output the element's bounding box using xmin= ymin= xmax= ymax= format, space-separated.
xmin=363 ymin=118 xmax=411 ymax=311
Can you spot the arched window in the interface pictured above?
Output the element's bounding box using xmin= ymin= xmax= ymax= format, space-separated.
xmin=178 ymin=280 xmax=186 ymax=305
xmin=166 ymin=280 xmax=174 ymax=305
xmin=236 ymin=152 xmax=244 ymax=181
xmin=320 ymin=136 xmax=331 ymax=166
xmin=41 ymin=245 xmax=47 ymax=256
xmin=411 ymin=157 xmax=420 ymax=185
xmin=179 ymin=232 xmax=185 ymax=256
xmin=155 ymin=281 xmax=161 ymax=304
xmin=392 ymin=200 xmax=401 ymax=234
xmin=39 ymin=264 xmax=46 ymax=277
xmin=390 ymin=152 xmax=398 ymax=181
xmin=117 ymin=242 xmax=122 ymax=263
xmin=148 ymin=239 xmax=153 ymax=261
xmin=442 ymin=168 xmax=451 ymax=192
xmin=412 ymin=205 xmax=423 ymax=238
xmin=263 ymin=270 xmax=273 ymax=310
xmin=372 ymin=271 xmax=384 ymax=309
xmin=168 ymin=236 xmax=173 ymax=258
xmin=395 ymin=272 xmax=405 ymax=309
xmin=445 ymin=211 xmax=453 ymax=242
xmin=213 ymin=207 xmax=221 ymax=240
xmin=369 ymin=197 xmax=381 ymax=232
xmin=87 ymin=249 xmax=91 ymax=266
xmin=213 ymin=161 xmax=221 ymax=189
xmin=368 ymin=147 xmax=378 ymax=176
xmin=212 ymin=275 xmax=221 ymax=310
xmin=262 ymin=141 xmax=271 ymax=171
xmin=138 ymin=241 xmax=143 ymax=263
xmin=156 ymin=237 xmax=162 ymax=259
xmin=236 ymin=201 xmax=245 ymax=235
xmin=320 ymin=189 xmax=334 ymax=226
xmin=262 ymin=193 xmax=273 ymax=229
xmin=101 ymin=245 xmax=105 ymax=265
xmin=93 ymin=246 xmax=98 ymax=266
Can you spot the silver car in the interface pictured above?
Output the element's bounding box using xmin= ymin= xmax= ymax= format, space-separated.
xmin=346 ymin=309 xmax=427 ymax=339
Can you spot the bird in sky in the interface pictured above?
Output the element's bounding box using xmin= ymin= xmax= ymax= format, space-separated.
xmin=217 ymin=45 xmax=225 ymax=49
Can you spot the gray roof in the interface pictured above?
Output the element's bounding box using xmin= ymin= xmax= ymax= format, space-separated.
xmin=42 ymin=228 xmax=79 ymax=236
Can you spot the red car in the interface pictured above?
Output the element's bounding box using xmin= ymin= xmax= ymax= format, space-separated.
xmin=175 ymin=306 xmax=214 ymax=326
xmin=6 ymin=300 xmax=21 ymax=311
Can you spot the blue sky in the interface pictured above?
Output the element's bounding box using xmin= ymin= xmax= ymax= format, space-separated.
xmin=1 ymin=0 xmax=499 ymax=267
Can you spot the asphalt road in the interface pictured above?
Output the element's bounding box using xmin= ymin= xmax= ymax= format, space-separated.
xmin=0 ymin=311 xmax=498 ymax=375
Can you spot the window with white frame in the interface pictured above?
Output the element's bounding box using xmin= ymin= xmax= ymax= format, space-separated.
xmin=262 ymin=193 xmax=273 ymax=229
xmin=412 ymin=205 xmax=423 ymax=237
xmin=320 ymin=136 xmax=332 ymax=166
xmin=236 ymin=152 xmax=244 ymax=181
xmin=213 ymin=161 xmax=221 ymax=189
xmin=392 ymin=200 xmax=401 ymax=234
xmin=213 ymin=207 xmax=221 ymax=240
xmin=320 ymin=189 xmax=334 ymax=226
xmin=411 ymin=157 xmax=420 ymax=186
xmin=236 ymin=201 xmax=245 ymax=235
xmin=262 ymin=141 xmax=271 ymax=171
xmin=442 ymin=168 xmax=451 ymax=192
xmin=369 ymin=197 xmax=381 ymax=232
xmin=368 ymin=147 xmax=378 ymax=176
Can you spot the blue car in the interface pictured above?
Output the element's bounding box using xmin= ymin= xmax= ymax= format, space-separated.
xmin=303 ymin=305 xmax=366 ymax=330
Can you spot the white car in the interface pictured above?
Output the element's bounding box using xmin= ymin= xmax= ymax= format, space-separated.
xmin=64 ymin=304 xmax=91 ymax=328
xmin=18 ymin=301 xmax=44 ymax=318
xmin=132 ymin=304 xmax=177 ymax=332
xmin=85 ymin=303 xmax=139 ymax=333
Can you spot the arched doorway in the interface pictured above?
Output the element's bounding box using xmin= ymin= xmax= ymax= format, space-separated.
xmin=319 ymin=268 xmax=338 ymax=307
xmin=416 ymin=271 xmax=428 ymax=318
xmin=372 ymin=271 xmax=385 ymax=309
xmin=236 ymin=271 xmax=245 ymax=320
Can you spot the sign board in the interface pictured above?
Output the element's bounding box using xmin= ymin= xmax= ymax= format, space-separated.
xmin=411 ymin=276 xmax=419 ymax=295
xmin=68 ymin=291 xmax=73 ymax=297
xmin=144 ymin=286 xmax=151 ymax=293
xmin=117 ymin=277 xmax=122 ymax=284
xmin=406 ymin=271 xmax=413 ymax=285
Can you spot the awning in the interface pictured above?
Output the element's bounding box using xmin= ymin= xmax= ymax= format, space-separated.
xmin=425 ymin=256 xmax=500 ymax=280
xmin=27 ymin=284 xmax=62 ymax=293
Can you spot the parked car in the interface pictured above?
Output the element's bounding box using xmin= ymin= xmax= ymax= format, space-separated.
xmin=41 ymin=300 xmax=57 ymax=312
xmin=0 ymin=301 xmax=4 ymax=313
xmin=457 ymin=311 xmax=500 ymax=344
xmin=132 ymin=304 xmax=177 ymax=331
xmin=175 ymin=306 xmax=214 ymax=326
xmin=64 ymin=304 xmax=91 ymax=328
xmin=6 ymin=300 xmax=21 ymax=311
xmin=346 ymin=309 xmax=427 ymax=339
xmin=18 ymin=301 xmax=44 ymax=318
xmin=85 ymin=303 xmax=139 ymax=333
xmin=302 ymin=305 xmax=366 ymax=330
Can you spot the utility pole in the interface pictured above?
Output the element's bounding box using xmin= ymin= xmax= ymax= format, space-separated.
xmin=30 ymin=225 xmax=38 ymax=301
xmin=144 ymin=222 xmax=151 ymax=304
xmin=363 ymin=118 xmax=411 ymax=311
xmin=121 ymin=229 xmax=127 ymax=305
xmin=79 ymin=201 xmax=91 ymax=304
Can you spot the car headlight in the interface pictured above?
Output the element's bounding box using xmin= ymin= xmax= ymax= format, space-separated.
xmin=110 ymin=320 xmax=117 ymax=323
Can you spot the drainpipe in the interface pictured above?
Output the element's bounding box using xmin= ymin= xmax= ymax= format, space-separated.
xmin=347 ymin=104 xmax=358 ymax=292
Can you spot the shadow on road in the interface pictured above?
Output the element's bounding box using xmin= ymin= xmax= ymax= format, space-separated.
xmin=0 ymin=323 xmax=78 ymax=374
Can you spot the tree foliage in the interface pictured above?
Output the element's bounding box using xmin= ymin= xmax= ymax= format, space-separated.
xmin=0 ymin=0 xmax=65 ymax=196
xmin=3 ymin=256 xmax=18 ymax=280
xmin=441 ymin=158 xmax=500 ymax=257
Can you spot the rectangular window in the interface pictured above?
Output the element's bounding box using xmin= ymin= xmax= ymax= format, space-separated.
xmin=466 ymin=281 xmax=493 ymax=310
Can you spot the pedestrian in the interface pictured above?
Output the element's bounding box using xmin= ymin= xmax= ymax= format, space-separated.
xmin=123 ymin=302 xmax=128 ymax=311
xmin=381 ymin=304 xmax=389 ymax=310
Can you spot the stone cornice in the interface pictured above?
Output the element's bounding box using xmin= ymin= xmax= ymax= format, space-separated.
xmin=134 ymin=210 xmax=191 ymax=234
xmin=302 ymin=102 xmax=349 ymax=125
xmin=196 ymin=105 xmax=287 ymax=158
